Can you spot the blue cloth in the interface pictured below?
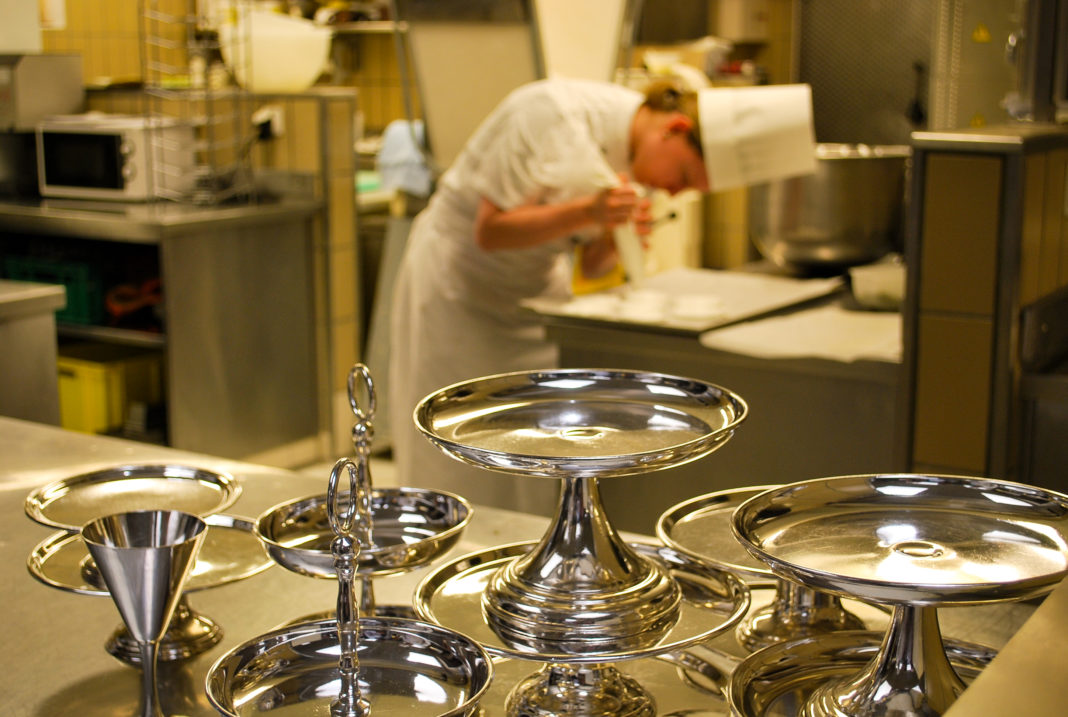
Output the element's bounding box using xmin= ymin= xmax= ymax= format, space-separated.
xmin=376 ymin=120 xmax=433 ymax=197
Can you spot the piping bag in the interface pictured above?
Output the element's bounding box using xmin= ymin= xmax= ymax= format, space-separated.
xmin=614 ymin=191 xmax=679 ymax=287
xmin=615 ymin=222 xmax=646 ymax=286
xmin=614 ymin=184 xmax=648 ymax=286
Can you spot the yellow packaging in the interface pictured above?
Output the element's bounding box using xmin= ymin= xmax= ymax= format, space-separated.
xmin=56 ymin=343 xmax=163 ymax=434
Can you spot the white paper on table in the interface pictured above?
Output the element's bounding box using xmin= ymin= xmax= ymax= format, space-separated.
xmin=522 ymin=267 xmax=844 ymax=333
xmin=698 ymin=303 xmax=902 ymax=363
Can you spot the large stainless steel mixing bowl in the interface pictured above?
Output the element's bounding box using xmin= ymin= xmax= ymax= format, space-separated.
xmin=748 ymin=144 xmax=910 ymax=274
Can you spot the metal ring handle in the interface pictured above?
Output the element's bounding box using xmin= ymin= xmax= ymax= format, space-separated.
xmin=327 ymin=457 xmax=371 ymax=544
xmin=329 ymin=459 xmax=370 ymax=717
xmin=327 ymin=458 xmax=358 ymax=538
xmin=347 ymin=364 xmax=376 ymax=421
xmin=348 ymin=364 xmax=377 ymax=459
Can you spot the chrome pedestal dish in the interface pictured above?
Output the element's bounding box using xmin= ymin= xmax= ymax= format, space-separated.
xmin=206 ymin=616 xmax=493 ymax=717
xmin=23 ymin=464 xmax=246 ymax=663
xmin=28 ymin=513 xmax=272 ymax=663
xmin=658 ymin=487 xmax=886 ymax=652
xmin=416 ymin=540 xmax=749 ymax=661
xmin=730 ymin=473 xmax=1068 ymax=717
xmin=413 ymin=368 xmax=751 ymax=716
xmin=254 ymin=365 xmax=471 ymax=617
xmin=255 ymin=486 xmax=470 ymax=617
xmin=727 ymin=631 xmax=996 ymax=717
xmin=24 ymin=463 xmax=241 ymax=531
xmin=207 ymin=364 xmax=492 ymax=717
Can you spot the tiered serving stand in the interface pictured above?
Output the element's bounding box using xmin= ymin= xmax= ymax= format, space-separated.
xmin=205 ymin=365 xmax=493 ymax=716
xmin=253 ymin=366 xmax=472 ymax=619
xmin=25 ymin=463 xmax=264 ymax=663
xmin=658 ymin=487 xmax=888 ymax=653
xmin=410 ymin=368 xmax=753 ymax=716
xmin=726 ymin=473 xmax=1068 ymax=717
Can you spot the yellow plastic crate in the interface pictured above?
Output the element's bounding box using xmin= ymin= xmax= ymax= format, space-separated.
xmin=57 ymin=344 xmax=163 ymax=434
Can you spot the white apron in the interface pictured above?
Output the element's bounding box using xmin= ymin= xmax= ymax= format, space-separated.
xmin=388 ymin=79 xmax=642 ymax=517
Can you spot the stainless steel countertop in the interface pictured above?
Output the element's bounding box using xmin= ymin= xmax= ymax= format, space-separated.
xmin=0 ymin=417 xmax=550 ymax=717
xmin=911 ymin=123 xmax=1068 ymax=154
xmin=0 ymin=196 xmax=322 ymax=243
xmin=1 ymin=417 xmax=1060 ymax=716
xmin=0 ymin=280 xmax=65 ymax=321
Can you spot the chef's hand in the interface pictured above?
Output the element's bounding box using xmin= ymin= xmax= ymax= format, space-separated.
xmin=590 ymin=177 xmax=652 ymax=233
xmin=579 ymin=228 xmax=620 ymax=279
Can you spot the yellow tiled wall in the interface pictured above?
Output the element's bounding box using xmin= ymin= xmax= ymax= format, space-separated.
xmin=246 ymin=90 xmax=362 ymax=458
xmin=704 ymin=188 xmax=758 ymax=268
xmin=41 ymin=2 xmax=416 ymax=134
xmin=41 ymin=1 xmax=793 ymax=143
xmin=332 ymin=31 xmax=419 ymax=134
xmin=41 ymin=0 xmax=150 ymax=85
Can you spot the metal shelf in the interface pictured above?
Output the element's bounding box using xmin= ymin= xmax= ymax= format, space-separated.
xmin=58 ymin=323 xmax=166 ymax=349
xmin=332 ymin=20 xmax=407 ymax=34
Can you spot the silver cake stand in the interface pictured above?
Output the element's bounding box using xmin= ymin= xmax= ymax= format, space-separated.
xmin=27 ymin=512 xmax=273 ymax=663
xmin=255 ymin=365 xmax=471 ymax=618
xmin=24 ymin=463 xmax=246 ymax=663
xmin=207 ymin=378 xmax=493 ymax=717
xmin=658 ymin=487 xmax=888 ymax=652
xmin=728 ymin=631 xmax=996 ymax=717
xmin=729 ymin=473 xmax=1068 ymax=717
xmin=412 ymin=368 xmax=752 ymax=716
xmin=25 ymin=463 xmax=242 ymax=531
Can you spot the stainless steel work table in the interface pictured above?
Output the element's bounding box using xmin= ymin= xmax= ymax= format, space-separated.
xmin=0 ymin=197 xmax=324 ymax=463
xmin=0 ymin=196 xmax=322 ymax=243
xmin=2 ymin=417 xmax=1064 ymax=716
xmin=530 ymin=306 xmax=905 ymax=536
xmin=0 ymin=417 xmax=551 ymax=716
xmin=0 ymin=280 xmax=65 ymax=425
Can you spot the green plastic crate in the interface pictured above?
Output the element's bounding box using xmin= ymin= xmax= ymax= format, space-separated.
xmin=3 ymin=256 xmax=104 ymax=325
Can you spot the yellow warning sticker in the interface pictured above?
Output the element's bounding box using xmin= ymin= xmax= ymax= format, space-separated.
xmin=972 ymin=23 xmax=992 ymax=43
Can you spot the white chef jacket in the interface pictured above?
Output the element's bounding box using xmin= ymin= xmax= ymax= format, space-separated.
xmin=388 ymin=78 xmax=643 ymax=517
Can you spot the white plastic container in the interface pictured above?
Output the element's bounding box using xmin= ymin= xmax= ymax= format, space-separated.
xmin=219 ymin=10 xmax=332 ymax=93
xmin=849 ymin=257 xmax=906 ymax=310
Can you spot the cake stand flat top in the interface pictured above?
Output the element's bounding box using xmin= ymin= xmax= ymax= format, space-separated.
xmin=415 ymin=368 xmax=747 ymax=478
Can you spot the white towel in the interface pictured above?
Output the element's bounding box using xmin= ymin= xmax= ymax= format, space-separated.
xmin=699 ymin=303 xmax=902 ymax=363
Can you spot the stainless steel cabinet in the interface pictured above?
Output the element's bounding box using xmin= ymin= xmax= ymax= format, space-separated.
xmin=541 ymin=316 xmax=902 ymax=534
xmin=0 ymin=198 xmax=324 ymax=465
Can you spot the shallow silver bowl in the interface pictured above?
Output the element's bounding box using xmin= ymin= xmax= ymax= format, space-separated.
xmin=25 ymin=463 xmax=241 ymax=531
xmin=205 ymin=616 xmax=493 ymax=717
xmin=415 ymin=368 xmax=747 ymax=479
xmin=255 ymin=487 xmax=471 ymax=578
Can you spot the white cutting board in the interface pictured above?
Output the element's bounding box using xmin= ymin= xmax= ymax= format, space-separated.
xmin=522 ymin=267 xmax=843 ymax=333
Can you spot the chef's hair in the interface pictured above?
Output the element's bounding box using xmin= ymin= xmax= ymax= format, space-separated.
xmin=642 ymin=80 xmax=702 ymax=155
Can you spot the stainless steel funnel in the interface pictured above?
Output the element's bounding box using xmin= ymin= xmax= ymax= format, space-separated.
xmin=82 ymin=510 xmax=207 ymax=717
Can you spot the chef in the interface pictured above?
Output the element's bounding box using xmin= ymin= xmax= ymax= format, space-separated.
xmin=388 ymin=77 xmax=816 ymax=517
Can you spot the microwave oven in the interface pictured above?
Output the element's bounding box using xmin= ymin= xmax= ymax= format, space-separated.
xmin=36 ymin=113 xmax=195 ymax=201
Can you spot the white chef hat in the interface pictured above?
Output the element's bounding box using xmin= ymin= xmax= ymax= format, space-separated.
xmin=697 ymin=84 xmax=817 ymax=192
